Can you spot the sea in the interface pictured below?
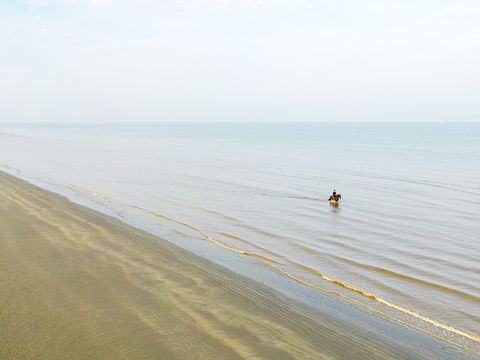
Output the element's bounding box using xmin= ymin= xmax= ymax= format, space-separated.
xmin=1 ymin=122 xmax=479 ymax=350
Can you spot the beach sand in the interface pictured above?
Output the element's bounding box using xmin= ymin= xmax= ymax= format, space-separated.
xmin=0 ymin=171 xmax=475 ymax=359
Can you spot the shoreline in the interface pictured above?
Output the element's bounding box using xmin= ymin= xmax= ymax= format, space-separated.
xmin=0 ymin=171 xmax=477 ymax=359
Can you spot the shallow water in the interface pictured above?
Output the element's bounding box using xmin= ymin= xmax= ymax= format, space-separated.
xmin=1 ymin=122 xmax=479 ymax=346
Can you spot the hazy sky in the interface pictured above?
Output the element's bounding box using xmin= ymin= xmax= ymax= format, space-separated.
xmin=1 ymin=0 xmax=479 ymax=123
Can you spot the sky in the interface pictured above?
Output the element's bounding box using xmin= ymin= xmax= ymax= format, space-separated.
xmin=0 ymin=0 xmax=479 ymax=123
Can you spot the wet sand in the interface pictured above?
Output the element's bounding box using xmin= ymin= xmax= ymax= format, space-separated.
xmin=0 ymin=171 xmax=476 ymax=359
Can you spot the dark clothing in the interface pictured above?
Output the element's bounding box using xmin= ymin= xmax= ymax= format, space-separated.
xmin=329 ymin=193 xmax=341 ymax=202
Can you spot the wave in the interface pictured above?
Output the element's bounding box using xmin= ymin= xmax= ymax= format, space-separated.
xmin=130 ymin=205 xmax=280 ymax=265
xmin=348 ymin=171 xmax=480 ymax=197
xmin=273 ymin=238 xmax=480 ymax=298
xmin=0 ymin=130 xmax=57 ymax=141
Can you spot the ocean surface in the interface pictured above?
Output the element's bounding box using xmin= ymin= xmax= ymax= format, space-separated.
xmin=1 ymin=122 xmax=479 ymax=349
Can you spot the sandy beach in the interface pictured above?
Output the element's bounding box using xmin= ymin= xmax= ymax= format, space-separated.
xmin=0 ymin=171 xmax=476 ymax=360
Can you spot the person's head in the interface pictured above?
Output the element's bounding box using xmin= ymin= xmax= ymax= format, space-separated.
xmin=333 ymin=190 xmax=336 ymax=195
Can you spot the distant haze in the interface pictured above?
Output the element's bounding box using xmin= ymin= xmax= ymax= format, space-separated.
xmin=1 ymin=0 xmax=479 ymax=123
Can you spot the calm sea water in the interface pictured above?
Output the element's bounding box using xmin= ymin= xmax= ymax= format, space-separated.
xmin=1 ymin=123 xmax=479 ymax=346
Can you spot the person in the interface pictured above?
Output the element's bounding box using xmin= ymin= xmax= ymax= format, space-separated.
xmin=328 ymin=190 xmax=341 ymax=202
